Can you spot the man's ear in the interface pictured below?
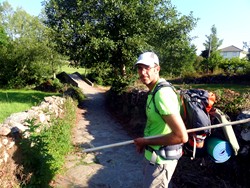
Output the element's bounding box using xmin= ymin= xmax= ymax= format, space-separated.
xmin=156 ymin=65 xmax=160 ymax=72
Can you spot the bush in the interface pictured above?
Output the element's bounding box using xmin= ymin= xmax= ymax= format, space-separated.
xmin=110 ymin=74 xmax=138 ymax=95
xmin=63 ymin=86 xmax=85 ymax=104
xmin=214 ymin=89 xmax=250 ymax=120
xmin=35 ymin=78 xmax=64 ymax=92
xmin=87 ymin=62 xmax=114 ymax=86
xmin=17 ymin=97 xmax=77 ymax=187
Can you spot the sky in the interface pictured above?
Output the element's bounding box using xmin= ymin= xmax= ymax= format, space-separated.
xmin=172 ymin=0 xmax=250 ymax=54
xmin=2 ymin=0 xmax=250 ymax=54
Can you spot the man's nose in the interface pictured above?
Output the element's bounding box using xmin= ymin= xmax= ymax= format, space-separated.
xmin=140 ymin=67 xmax=148 ymax=74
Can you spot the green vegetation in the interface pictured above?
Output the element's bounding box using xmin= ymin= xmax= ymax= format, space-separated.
xmin=0 ymin=1 xmax=67 ymax=88
xmin=173 ymin=83 xmax=250 ymax=119
xmin=214 ymin=89 xmax=250 ymax=120
xmin=0 ymin=83 xmax=84 ymax=187
xmin=1 ymin=1 xmax=249 ymax=89
xmin=18 ymin=97 xmax=77 ymax=187
xmin=126 ymin=80 xmax=250 ymax=121
xmin=0 ymin=1 xmax=249 ymax=185
xmin=60 ymin=65 xmax=87 ymax=75
xmin=0 ymin=89 xmax=61 ymax=123
xmin=174 ymin=83 xmax=250 ymax=94
xmin=44 ymin=0 xmax=198 ymax=85
xmin=198 ymin=25 xmax=250 ymax=75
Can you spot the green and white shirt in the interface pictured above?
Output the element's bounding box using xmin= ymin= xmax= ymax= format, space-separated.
xmin=144 ymin=78 xmax=180 ymax=164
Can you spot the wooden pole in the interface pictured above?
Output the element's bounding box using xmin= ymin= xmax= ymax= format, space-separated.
xmin=186 ymin=118 xmax=250 ymax=133
xmin=83 ymin=118 xmax=250 ymax=153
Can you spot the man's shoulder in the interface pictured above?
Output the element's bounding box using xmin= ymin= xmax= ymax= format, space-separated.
xmin=154 ymin=79 xmax=174 ymax=94
xmin=156 ymin=86 xmax=176 ymax=97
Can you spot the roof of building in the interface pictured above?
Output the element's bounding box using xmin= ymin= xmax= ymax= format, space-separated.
xmin=219 ymin=45 xmax=243 ymax=52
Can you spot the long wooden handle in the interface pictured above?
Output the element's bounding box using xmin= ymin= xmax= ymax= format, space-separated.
xmin=83 ymin=118 xmax=250 ymax=153
xmin=186 ymin=118 xmax=250 ymax=133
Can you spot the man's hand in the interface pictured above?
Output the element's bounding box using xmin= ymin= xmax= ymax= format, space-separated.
xmin=134 ymin=137 xmax=147 ymax=153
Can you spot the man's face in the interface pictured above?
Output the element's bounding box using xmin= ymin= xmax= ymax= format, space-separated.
xmin=136 ymin=64 xmax=159 ymax=85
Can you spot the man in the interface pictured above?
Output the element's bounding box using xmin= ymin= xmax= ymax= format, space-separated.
xmin=133 ymin=52 xmax=188 ymax=188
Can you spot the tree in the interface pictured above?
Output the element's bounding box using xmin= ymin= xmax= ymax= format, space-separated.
xmin=0 ymin=1 xmax=66 ymax=88
xmin=44 ymin=0 xmax=197 ymax=80
xmin=202 ymin=25 xmax=223 ymax=58
xmin=193 ymin=55 xmax=204 ymax=73
xmin=0 ymin=25 xmax=9 ymax=46
xmin=200 ymin=25 xmax=223 ymax=73
xmin=207 ymin=51 xmax=223 ymax=73
xmin=150 ymin=8 xmax=198 ymax=76
xmin=243 ymin=41 xmax=250 ymax=61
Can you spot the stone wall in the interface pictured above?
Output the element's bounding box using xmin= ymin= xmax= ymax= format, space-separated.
xmin=106 ymin=89 xmax=148 ymax=137
xmin=0 ymin=96 xmax=66 ymax=187
xmin=106 ymin=89 xmax=250 ymax=154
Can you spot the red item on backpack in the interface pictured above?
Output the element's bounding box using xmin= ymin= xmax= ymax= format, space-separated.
xmin=206 ymin=92 xmax=216 ymax=112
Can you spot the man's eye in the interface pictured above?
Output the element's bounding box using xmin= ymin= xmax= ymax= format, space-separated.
xmin=137 ymin=67 xmax=143 ymax=71
xmin=137 ymin=67 xmax=150 ymax=71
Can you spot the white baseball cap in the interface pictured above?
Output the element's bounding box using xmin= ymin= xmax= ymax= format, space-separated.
xmin=135 ymin=52 xmax=159 ymax=67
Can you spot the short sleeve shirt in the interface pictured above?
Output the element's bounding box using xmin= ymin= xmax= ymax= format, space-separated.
xmin=144 ymin=79 xmax=180 ymax=163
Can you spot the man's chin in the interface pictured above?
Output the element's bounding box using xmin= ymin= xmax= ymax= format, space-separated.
xmin=140 ymin=78 xmax=149 ymax=84
xmin=142 ymin=81 xmax=151 ymax=86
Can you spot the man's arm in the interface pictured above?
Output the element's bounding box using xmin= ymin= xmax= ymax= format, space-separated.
xmin=134 ymin=113 xmax=188 ymax=153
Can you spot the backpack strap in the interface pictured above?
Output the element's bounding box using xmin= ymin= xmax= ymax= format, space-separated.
xmin=151 ymin=80 xmax=176 ymax=114
xmin=145 ymin=146 xmax=158 ymax=165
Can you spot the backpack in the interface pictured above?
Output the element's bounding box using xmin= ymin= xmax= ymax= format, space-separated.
xmin=179 ymin=89 xmax=211 ymax=135
xmin=152 ymin=80 xmax=215 ymax=159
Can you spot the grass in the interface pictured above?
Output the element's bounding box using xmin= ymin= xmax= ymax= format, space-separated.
xmin=0 ymin=65 xmax=87 ymax=123
xmin=59 ymin=65 xmax=88 ymax=75
xmin=0 ymin=89 xmax=60 ymax=123
xmin=1 ymin=83 xmax=248 ymax=123
xmin=174 ymin=83 xmax=250 ymax=94
xmin=18 ymin=97 xmax=77 ymax=187
xmin=132 ymin=80 xmax=250 ymax=94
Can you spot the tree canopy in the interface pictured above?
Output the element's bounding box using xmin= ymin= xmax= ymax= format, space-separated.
xmin=198 ymin=25 xmax=223 ymax=73
xmin=0 ymin=25 xmax=9 ymax=46
xmin=0 ymin=1 xmax=65 ymax=88
xmin=44 ymin=0 xmax=198 ymax=80
xmin=201 ymin=24 xmax=223 ymax=58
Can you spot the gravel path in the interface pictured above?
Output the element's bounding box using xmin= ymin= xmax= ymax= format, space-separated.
xmin=52 ymin=74 xmax=143 ymax=188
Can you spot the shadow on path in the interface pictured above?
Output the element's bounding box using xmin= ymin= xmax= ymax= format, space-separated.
xmin=81 ymin=91 xmax=143 ymax=188
xmin=52 ymin=74 xmax=143 ymax=188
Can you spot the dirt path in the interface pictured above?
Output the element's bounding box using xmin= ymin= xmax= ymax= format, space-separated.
xmin=52 ymin=74 xmax=143 ymax=188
